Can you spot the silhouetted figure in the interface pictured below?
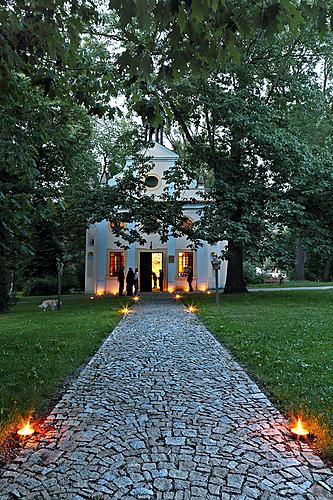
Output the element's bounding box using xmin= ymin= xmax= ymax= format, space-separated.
xmin=159 ymin=269 xmax=164 ymax=292
xmin=126 ymin=267 xmax=135 ymax=296
xmin=187 ymin=266 xmax=193 ymax=292
xmin=152 ymin=272 xmax=157 ymax=288
xmin=134 ymin=267 xmax=139 ymax=295
xmin=118 ymin=267 xmax=124 ymax=296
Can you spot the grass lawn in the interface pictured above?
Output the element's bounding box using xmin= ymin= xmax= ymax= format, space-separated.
xmin=0 ymin=294 xmax=128 ymax=442
xmin=249 ymin=280 xmax=333 ymax=288
xmin=187 ymin=290 xmax=333 ymax=457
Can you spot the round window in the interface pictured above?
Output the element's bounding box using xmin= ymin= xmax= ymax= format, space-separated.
xmin=145 ymin=175 xmax=159 ymax=188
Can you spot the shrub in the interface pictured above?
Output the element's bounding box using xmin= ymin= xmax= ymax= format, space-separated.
xmin=243 ymin=262 xmax=266 ymax=285
xmin=22 ymin=277 xmax=58 ymax=296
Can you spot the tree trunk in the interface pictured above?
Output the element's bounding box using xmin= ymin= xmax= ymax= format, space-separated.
xmin=322 ymin=256 xmax=332 ymax=282
xmin=224 ymin=240 xmax=248 ymax=294
xmin=0 ymin=254 xmax=11 ymax=313
xmin=294 ymin=237 xmax=306 ymax=280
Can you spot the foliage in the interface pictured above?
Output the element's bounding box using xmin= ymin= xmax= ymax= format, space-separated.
xmin=243 ymin=262 xmax=265 ymax=285
xmin=21 ymin=275 xmax=76 ymax=297
xmin=109 ymin=0 xmax=333 ymax=92
xmin=22 ymin=278 xmax=58 ymax=297
xmin=0 ymin=1 xmax=98 ymax=101
xmin=194 ymin=290 xmax=333 ymax=457
xmin=0 ymin=1 xmax=102 ymax=312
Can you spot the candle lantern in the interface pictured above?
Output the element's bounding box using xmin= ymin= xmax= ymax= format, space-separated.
xmin=290 ymin=418 xmax=309 ymax=440
xmin=17 ymin=419 xmax=35 ymax=437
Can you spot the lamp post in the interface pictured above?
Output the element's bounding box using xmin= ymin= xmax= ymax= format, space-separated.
xmin=56 ymin=257 xmax=64 ymax=310
xmin=211 ymin=254 xmax=221 ymax=306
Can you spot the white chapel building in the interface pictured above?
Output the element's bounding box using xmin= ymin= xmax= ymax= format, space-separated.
xmin=85 ymin=142 xmax=227 ymax=294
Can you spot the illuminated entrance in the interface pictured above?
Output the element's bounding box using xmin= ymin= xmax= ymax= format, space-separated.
xmin=139 ymin=252 xmax=163 ymax=292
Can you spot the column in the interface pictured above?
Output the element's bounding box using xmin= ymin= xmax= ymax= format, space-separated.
xmin=196 ymin=241 xmax=207 ymax=291
xmin=96 ymin=220 xmax=107 ymax=294
xmin=167 ymin=229 xmax=176 ymax=291
xmin=127 ymin=222 xmax=137 ymax=270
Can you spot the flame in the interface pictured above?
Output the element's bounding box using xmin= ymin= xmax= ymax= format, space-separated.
xmin=17 ymin=419 xmax=35 ymax=437
xmin=188 ymin=305 xmax=197 ymax=313
xmin=168 ymin=288 xmax=174 ymax=293
xmin=291 ymin=417 xmax=309 ymax=437
xmin=132 ymin=296 xmax=140 ymax=302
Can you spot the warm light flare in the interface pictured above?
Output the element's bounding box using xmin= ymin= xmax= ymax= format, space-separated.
xmin=90 ymin=296 xmax=94 ymax=300
xmin=120 ymin=305 xmax=130 ymax=315
xmin=132 ymin=296 xmax=140 ymax=302
xmin=206 ymin=290 xmax=211 ymax=295
xmin=168 ymin=288 xmax=174 ymax=294
xmin=291 ymin=418 xmax=309 ymax=439
xmin=17 ymin=419 xmax=35 ymax=437
xmin=174 ymin=294 xmax=182 ymax=300
xmin=188 ymin=305 xmax=198 ymax=313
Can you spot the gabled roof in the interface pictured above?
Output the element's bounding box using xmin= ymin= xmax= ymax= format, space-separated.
xmin=144 ymin=141 xmax=179 ymax=160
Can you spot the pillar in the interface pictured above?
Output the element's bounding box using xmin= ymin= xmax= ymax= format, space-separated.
xmin=167 ymin=230 xmax=176 ymax=291
xmin=196 ymin=241 xmax=207 ymax=291
xmin=127 ymin=222 xmax=137 ymax=270
xmin=96 ymin=220 xmax=107 ymax=294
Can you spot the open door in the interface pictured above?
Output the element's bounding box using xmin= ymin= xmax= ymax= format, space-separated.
xmin=140 ymin=252 xmax=152 ymax=292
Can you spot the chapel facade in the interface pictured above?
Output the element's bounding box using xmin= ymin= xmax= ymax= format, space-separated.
xmin=85 ymin=142 xmax=227 ymax=294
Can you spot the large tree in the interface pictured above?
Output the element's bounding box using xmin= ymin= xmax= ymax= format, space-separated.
xmin=100 ymin=17 xmax=333 ymax=291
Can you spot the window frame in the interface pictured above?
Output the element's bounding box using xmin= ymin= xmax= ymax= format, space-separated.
xmin=109 ymin=251 xmax=125 ymax=277
xmin=177 ymin=251 xmax=193 ymax=278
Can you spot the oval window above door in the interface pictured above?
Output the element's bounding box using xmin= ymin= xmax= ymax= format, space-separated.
xmin=145 ymin=175 xmax=159 ymax=188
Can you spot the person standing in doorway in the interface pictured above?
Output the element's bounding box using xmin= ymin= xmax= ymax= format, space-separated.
xmin=126 ymin=267 xmax=135 ymax=296
xmin=134 ymin=267 xmax=139 ymax=295
xmin=152 ymin=271 xmax=157 ymax=288
xmin=118 ymin=266 xmax=125 ymax=296
xmin=159 ymin=269 xmax=164 ymax=292
xmin=187 ymin=266 xmax=193 ymax=292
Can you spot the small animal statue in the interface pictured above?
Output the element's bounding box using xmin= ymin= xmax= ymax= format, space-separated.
xmin=38 ymin=299 xmax=60 ymax=311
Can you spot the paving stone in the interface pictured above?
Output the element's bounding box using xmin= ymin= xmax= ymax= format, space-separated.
xmin=0 ymin=299 xmax=332 ymax=499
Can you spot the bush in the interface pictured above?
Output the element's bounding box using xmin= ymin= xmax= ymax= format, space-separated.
xmin=243 ymin=262 xmax=266 ymax=285
xmin=22 ymin=277 xmax=58 ymax=296
xmin=22 ymin=273 xmax=78 ymax=295
xmin=62 ymin=266 xmax=82 ymax=292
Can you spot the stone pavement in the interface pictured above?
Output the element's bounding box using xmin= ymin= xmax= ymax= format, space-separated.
xmin=0 ymin=299 xmax=332 ymax=499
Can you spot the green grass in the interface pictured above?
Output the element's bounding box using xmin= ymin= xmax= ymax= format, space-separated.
xmin=0 ymin=294 xmax=127 ymax=439
xmin=188 ymin=290 xmax=333 ymax=457
xmin=249 ymin=280 xmax=333 ymax=288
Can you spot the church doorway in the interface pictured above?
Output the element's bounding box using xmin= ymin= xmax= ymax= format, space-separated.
xmin=139 ymin=252 xmax=163 ymax=292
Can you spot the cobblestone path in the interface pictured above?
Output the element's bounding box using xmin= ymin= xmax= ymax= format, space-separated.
xmin=0 ymin=300 xmax=332 ymax=499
